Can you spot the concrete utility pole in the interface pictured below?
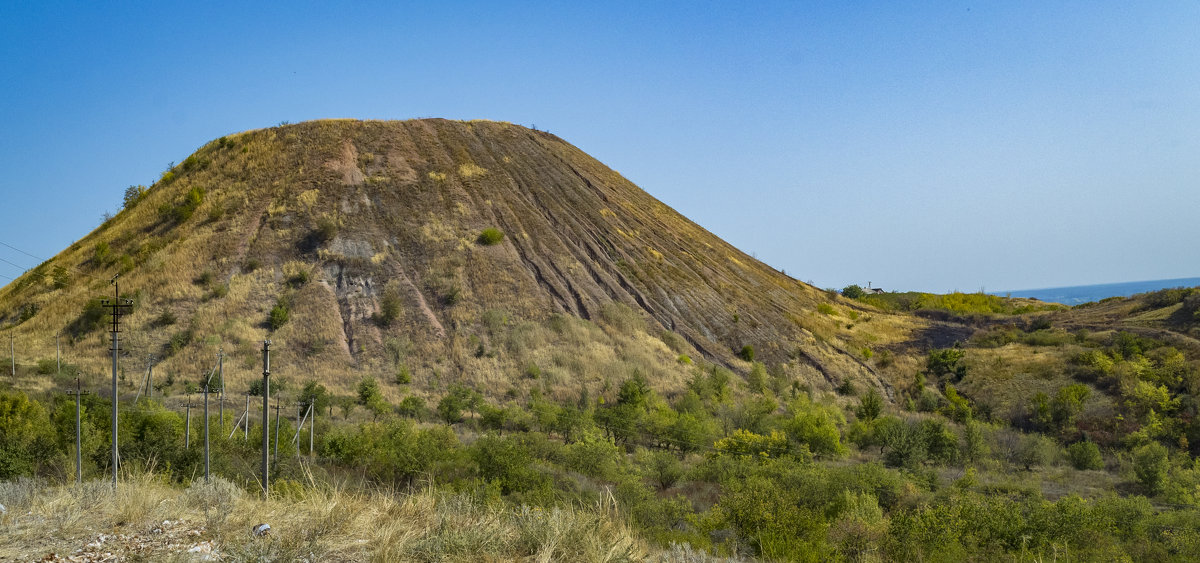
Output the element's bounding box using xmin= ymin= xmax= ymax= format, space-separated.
xmin=261 ymin=340 xmax=271 ymax=500
xmin=102 ymin=274 xmax=133 ymax=488
xmin=185 ymin=394 xmax=192 ymax=449
xmin=67 ymin=377 xmax=89 ymax=485
xmin=134 ymin=356 xmax=155 ymax=404
xmin=273 ymin=402 xmax=281 ymax=467
xmin=217 ymin=349 xmax=224 ymax=429
xmin=244 ymin=392 xmax=250 ymax=441
xmin=203 ymin=376 xmax=211 ymax=481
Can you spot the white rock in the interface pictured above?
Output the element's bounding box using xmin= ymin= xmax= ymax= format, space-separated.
xmin=253 ymin=523 xmax=271 ymax=537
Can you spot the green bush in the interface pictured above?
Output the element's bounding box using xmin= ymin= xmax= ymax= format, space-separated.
xmin=1066 ymin=441 xmax=1104 ymax=470
xmin=269 ymin=295 xmax=290 ymax=331
xmin=856 ymin=388 xmax=883 ymax=421
xmin=35 ymin=359 xmax=57 ymax=375
xmin=842 ymin=284 xmax=865 ymax=299
xmin=927 ymin=348 xmax=967 ymax=380
xmin=739 ymin=345 xmax=755 ymax=362
xmin=397 ymin=395 xmax=426 ymax=420
xmin=375 ymin=289 xmax=402 ymax=327
xmin=1133 ymin=442 xmax=1169 ymax=495
xmin=477 ymin=228 xmax=505 ymax=246
xmin=356 ymin=376 xmax=382 ymax=405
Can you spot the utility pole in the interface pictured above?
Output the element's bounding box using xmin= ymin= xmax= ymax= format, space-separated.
xmin=217 ymin=349 xmax=224 ymax=430
xmin=134 ymin=356 xmax=155 ymax=404
xmin=185 ymin=393 xmax=192 ymax=448
xmin=273 ymin=401 xmax=281 ymax=467
xmin=261 ymin=340 xmax=271 ymax=500
xmin=244 ymin=392 xmax=250 ymax=441
xmin=203 ymin=374 xmax=211 ymax=481
xmin=102 ymin=274 xmax=133 ymax=488
xmin=67 ymin=377 xmax=89 ymax=485
xmin=308 ymin=401 xmax=314 ymax=456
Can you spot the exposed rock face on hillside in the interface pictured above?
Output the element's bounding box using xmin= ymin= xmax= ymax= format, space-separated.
xmin=0 ymin=119 xmax=895 ymax=396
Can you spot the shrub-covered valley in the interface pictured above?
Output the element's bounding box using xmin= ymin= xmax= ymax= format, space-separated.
xmin=2 ymin=119 xmax=1199 ymax=561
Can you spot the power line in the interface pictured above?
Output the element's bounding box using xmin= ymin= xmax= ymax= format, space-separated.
xmin=0 ymin=240 xmax=46 ymax=262
xmin=0 ymin=255 xmax=32 ymax=272
xmin=0 ymin=238 xmax=106 ymax=283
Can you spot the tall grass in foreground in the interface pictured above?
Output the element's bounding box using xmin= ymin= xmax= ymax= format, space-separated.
xmin=0 ymin=471 xmax=717 ymax=562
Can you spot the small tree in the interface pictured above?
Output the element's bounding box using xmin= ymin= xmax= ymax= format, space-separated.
xmin=856 ymin=388 xmax=883 ymax=421
xmin=123 ymin=185 xmax=148 ymax=209
xmin=1132 ymin=442 xmax=1169 ymax=495
xmin=841 ymin=285 xmax=865 ymax=299
xmin=357 ymin=376 xmax=382 ymax=405
xmin=1067 ymin=441 xmax=1104 ymax=470
xmin=299 ymin=381 xmax=331 ymax=414
xmin=438 ymin=393 xmax=465 ymax=424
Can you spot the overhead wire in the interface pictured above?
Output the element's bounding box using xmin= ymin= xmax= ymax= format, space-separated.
xmin=0 ymin=238 xmax=110 ymax=284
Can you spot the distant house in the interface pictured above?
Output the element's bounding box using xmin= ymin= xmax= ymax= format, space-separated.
xmin=863 ymin=282 xmax=885 ymax=295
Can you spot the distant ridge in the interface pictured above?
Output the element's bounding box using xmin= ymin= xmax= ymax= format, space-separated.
xmin=996 ymin=277 xmax=1200 ymax=305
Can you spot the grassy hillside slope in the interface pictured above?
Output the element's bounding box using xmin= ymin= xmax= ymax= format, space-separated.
xmin=0 ymin=119 xmax=916 ymax=401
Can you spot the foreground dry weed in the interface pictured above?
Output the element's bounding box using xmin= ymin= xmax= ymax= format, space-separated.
xmin=0 ymin=473 xmax=666 ymax=562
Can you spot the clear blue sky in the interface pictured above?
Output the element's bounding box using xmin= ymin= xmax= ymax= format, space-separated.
xmin=2 ymin=2 xmax=1198 ymax=293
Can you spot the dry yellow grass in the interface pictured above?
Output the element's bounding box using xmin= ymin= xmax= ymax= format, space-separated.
xmin=0 ymin=471 xmax=658 ymax=562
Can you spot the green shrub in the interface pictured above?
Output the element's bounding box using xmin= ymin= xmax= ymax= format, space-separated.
xmin=357 ymin=376 xmax=382 ymax=406
xmin=739 ymin=345 xmax=755 ymax=362
xmin=153 ymin=310 xmax=177 ymax=327
xmin=837 ymin=379 xmax=857 ymax=396
xmin=842 ymin=284 xmax=865 ymax=299
xmin=1067 ymin=441 xmax=1104 ymax=470
xmin=818 ymin=303 xmax=837 ymax=315
xmin=269 ymin=302 xmax=289 ymax=330
xmin=17 ymin=303 xmax=39 ymax=323
xmin=927 ymin=348 xmax=967 ymax=380
xmin=856 ymin=388 xmax=883 ymax=421
xmin=477 ymin=228 xmax=505 ymax=246
xmin=1133 ymin=442 xmax=1169 ymax=494
xmin=35 ymin=359 xmax=57 ymax=375
xmin=52 ymin=266 xmax=70 ymax=289
xmin=375 ymin=289 xmax=402 ymax=327
xmin=395 ymin=365 xmax=411 ymax=385
xmin=397 ymin=396 xmax=426 ymax=420
xmin=269 ymin=295 xmax=291 ymax=331
xmin=287 ymin=268 xmax=310 ymax=288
